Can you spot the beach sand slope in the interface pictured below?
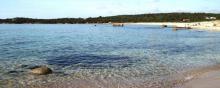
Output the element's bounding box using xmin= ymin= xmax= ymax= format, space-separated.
xmin=181 ymin=70 xmax=220 ymax=88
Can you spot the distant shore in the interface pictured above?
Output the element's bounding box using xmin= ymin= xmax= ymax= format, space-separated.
xmin=126 ymin=20 xmax=220 ymax=31
xmin=1 ymin=21 xmax=220 ymax=31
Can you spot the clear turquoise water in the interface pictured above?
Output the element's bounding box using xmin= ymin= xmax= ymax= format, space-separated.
xmin=1 ymin=24 xmax=220 ymax=86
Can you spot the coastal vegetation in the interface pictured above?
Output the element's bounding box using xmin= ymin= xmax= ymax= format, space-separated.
xmin=0 ymin=13 xmax=220 ymax=24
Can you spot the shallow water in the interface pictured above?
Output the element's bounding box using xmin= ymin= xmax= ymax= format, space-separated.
xmin=0 ymin=24 xmax=220 ymax=87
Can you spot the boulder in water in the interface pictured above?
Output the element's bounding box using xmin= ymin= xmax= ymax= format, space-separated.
xmin=30 ymin=66 xmax=52 ymax=75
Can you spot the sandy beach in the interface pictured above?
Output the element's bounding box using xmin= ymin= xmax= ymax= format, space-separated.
xmin=126 ymin=20 xmax=220 ymax=31
xmin=182 ymin=70 xmax=220 ymax=88
xmin=174 ymin=65 xmax=220 ymax=88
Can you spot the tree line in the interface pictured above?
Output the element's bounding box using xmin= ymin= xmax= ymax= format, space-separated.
xmin=0 ymin=13 xmax=219 ymax=24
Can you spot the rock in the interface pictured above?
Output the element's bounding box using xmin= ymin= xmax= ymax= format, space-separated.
xmin=7 ymin=71 xmax=19 ymax=74
xmin=30 ymin=66 xmax=52 ymax=75
xmin=161 ymin=25 xmax=167 ymax=28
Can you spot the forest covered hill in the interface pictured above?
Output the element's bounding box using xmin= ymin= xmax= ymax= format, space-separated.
xmin=0 ymin=13 xmax=220 ymax=24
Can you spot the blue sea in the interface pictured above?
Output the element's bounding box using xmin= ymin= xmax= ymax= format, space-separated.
xmin=0 ymin=24 xmax=220 ymax=87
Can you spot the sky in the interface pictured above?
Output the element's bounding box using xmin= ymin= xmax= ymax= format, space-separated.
xmin=0 ymin=0 xmax=220 ymax=19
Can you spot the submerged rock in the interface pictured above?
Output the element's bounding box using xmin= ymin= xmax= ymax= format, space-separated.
xmin=8 ymin=71 xmax=19 ymax=74
xmin=30 ymin=66 xmax=52 ymax=75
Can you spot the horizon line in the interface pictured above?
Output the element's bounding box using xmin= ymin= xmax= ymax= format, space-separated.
xmin=1 ymin=12 xmax=219 ymax=19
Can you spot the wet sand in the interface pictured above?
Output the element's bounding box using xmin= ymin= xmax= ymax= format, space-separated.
xmin=180 ymin=69 xmax=220 ymax=88
xmin=175 ymin=65 xmax=220 ymax=88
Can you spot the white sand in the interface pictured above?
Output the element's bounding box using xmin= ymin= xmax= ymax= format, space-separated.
xmin=126 ymin=20 xmax=220 ymax=31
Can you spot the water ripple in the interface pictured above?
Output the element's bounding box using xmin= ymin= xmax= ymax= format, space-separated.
xmin=47 ymin=54 xmax=134 ymax=69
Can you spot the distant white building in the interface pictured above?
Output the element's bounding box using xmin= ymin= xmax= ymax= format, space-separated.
xmin=205 ymin=17 xmax=217 ymax=20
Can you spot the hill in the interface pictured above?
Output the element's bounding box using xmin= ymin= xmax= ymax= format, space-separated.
xmin=0 ymin=13 xmax=220 ymax=24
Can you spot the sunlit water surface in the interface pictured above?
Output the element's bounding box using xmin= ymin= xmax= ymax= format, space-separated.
xmin=0 ymin=24 xmax=220 ymax=87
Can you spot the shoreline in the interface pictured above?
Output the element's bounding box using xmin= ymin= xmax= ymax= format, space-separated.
xmin=1 ymin=21 xmax=220 ymax=31
xmin=13 ymin=65 xmax=220 ymax=88
xmin=126 ymin=21 xmax=220 ymax=31
xmin=175 ymin=65 xmax=220 ymax=88
xmin=180 ymin=70 xmax=220 ymax=88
